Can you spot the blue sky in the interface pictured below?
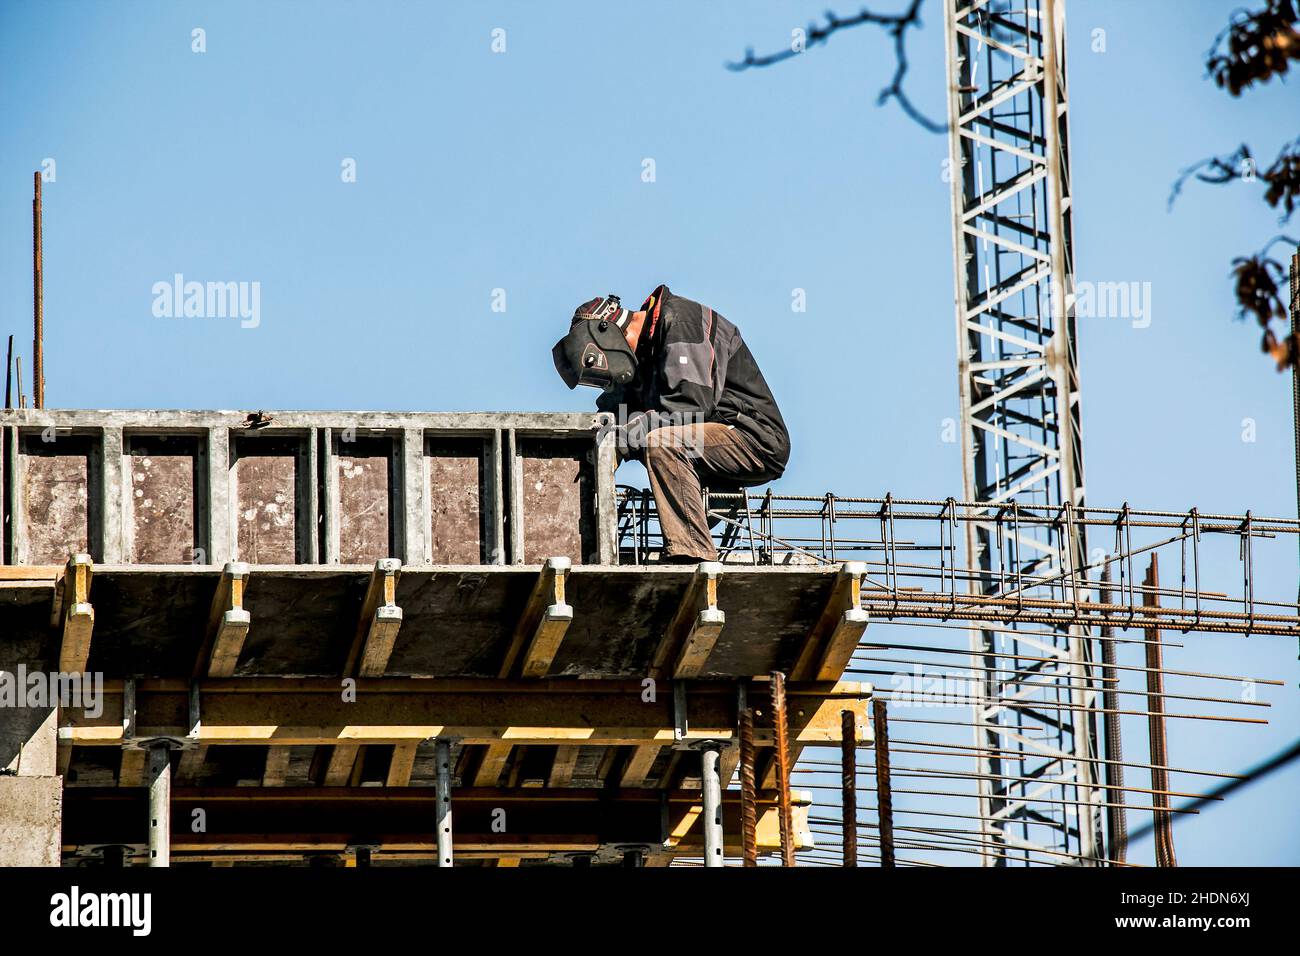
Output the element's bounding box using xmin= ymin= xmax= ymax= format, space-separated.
xmin=1 ymin=0 xmax=1296 ymax=865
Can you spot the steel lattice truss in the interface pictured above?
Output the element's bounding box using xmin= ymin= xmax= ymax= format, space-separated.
xmin=942 ymin=0 xmax=1098 ymax=865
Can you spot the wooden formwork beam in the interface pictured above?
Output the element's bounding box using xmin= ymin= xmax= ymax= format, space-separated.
xmin=499 ymin=557 xmax=572 ymax=679
xmin=56 ymin=553 xmax=94 ymax=673
xmin=386 ymin=742 xmax=418 ymax=787
xmin=791 ymin=561 xmax=868 ymax=681
xmin=651 ymin=563 xmax=725 ymax=680
xmin=62 ymin=786 xmax=817 ymax=857
xmin=345 ymin=559 xmax=403 ymax=678
xmin=65 ymin=678 xmax=872 ymax=749
xmin=196 ymin=562 xmax=251 ymax=679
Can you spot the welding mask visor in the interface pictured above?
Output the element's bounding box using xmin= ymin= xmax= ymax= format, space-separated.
xmin=552 ymin=304 xmax=638 ymax=391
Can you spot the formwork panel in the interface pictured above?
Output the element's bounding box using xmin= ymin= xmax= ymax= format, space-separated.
xmin=126 ymin=434 xmax=201 ymax=564
xmin=336 ymin=436 xmax=397 ymax=564
xmin=231 ymin=436 xmax=300 ymax=564
xmin=20 ymin=434 xmax=96 ymax=564
xmin=427 ymin=436 xmax=486 ymax=564
xmin=518 ymin=437 xmax=594 ymax=564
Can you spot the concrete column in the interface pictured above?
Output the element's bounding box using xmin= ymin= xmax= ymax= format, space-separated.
xmin=0 ymin=622 xmax=62 ymax=867
xmin=401 ymin=428 xmax=427 ymax=564
xmin=101 ymin=426 xmax=124 ymax=563
xmin=207 ymin=425 xmax=231 ymax=565
xmin=593 ymin=412 xmax=618 ymax=565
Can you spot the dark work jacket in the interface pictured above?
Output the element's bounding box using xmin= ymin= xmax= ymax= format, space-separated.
xmin=597 ymin=285 xmax=791 ymax=481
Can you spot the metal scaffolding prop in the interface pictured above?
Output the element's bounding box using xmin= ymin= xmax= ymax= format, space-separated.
xmin=942 ymin=0 xmax=1097 ymax=864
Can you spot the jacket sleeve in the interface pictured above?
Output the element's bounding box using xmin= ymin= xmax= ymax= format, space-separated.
xmin=653 ymin=302 xmax=721 ymax=421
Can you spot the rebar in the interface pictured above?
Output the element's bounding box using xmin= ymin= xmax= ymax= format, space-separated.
xmin=770 ymin=672 xmax=795 ymax=867
xmin=738 ymin=703 xmax=758 ymax=868
xmin=841 ymin=709 xmax=857 ymax=867
xmin=872 ymin=699 xmax=894 ymax=868
xmin=1144 ymin=557 xmax=1177 ymax=867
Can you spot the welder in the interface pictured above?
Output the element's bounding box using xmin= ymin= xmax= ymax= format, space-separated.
xmin=553 ymin=285 xmax=790 ymax=563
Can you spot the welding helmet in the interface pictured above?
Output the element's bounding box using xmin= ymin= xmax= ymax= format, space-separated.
xmin=552 ymin=294 xmax=638 ymax=390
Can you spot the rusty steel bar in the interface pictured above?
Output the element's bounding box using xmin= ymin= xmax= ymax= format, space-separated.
xmin=1293 ymin=246 xmax=1300 ymax=609
xmin=1099 ymin=565 xmax=1128 ymax=865
xmin=872 ymin=698 xmax=895 ymax=868
xmin=853 ymin=635 xmax=1285 ymax=685
xmin=1144 ymin=556 xmax=1178 ymax=867
xmin=4 ymin=334 xmax=12 ymax=409
xmin=841 ymin=709 xmax=857 ymax=867
xmin=738 ymin=703 xmax=758 ymax=868
xmin=769 ymin=671 xmax=796 ymax=867
xmin=32 ymin=171 xmax=43 ymax=409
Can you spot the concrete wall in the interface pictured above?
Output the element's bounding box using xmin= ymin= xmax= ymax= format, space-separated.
xmin=0 ymin=410 xmax=618 ymax=567
xmin=0 ymin=777 xmax=62 ymax=867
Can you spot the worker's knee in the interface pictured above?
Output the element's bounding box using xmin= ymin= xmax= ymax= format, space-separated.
xmin=643 ymin=426 xmax=695 ymax=466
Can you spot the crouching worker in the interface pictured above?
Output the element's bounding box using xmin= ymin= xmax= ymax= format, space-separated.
xmin=552 ymin=285 xmax=790 ymax=563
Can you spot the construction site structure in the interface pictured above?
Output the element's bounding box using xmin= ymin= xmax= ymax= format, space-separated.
xmin=1 ymin=408 xmax=1296 ymax=866
xmin=0 ymin=409 xmax=874 ymax=865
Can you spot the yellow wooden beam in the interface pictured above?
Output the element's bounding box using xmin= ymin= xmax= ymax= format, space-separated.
xmin=620 ymin=745 xmax=661 ymax=788
xmin=262 ymin=746 xmax=292 ymax=787
xmin=792 ymin=562 xmax=868 ymax=681
xmin=346 ymin=559 xmax=403 ymax=678
xmin=386 ymin=742 xmax=418 ymax=787
xmin=548 ymin=746 xmax=580 ymax=787
xmin=198 ymin=563 xmax=251 ymax=679
xmin=500 ymin=558 xmax=572 ymax=679
xmin=323 ymin=744 xmax=361 ymax=786
xmin=57 ymin=554 xmax=94 ymax=673
xmin=66 ymin=678 xmax=873 ymax=749
xmin=474 ymin=742 xmax=512 ymax=787
xmin=651 ymin=563 xmax=725 ymax=680
xmin=118 ymin=748 xmax=146 ymax=787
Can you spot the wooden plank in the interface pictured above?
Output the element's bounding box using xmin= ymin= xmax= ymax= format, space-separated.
xmin=651 ymin=563 xmax=725 ymax=680
xmin=323 ymin=745 xmax=360 ymax=786
xmin=118 ymin=749 xmax=146 ymax=788
xmin=386 ymin=742 xmax=418 ymax=787
xmin=176 ymin=746 xmax=207 ymax=784
xmin=791 ymin=562 xmax=868 ymax=681
xmin=196 ymin=562 xmax=251 ymax=679
xmin=0 ymin=565 xmax=61 ymax=581
xmin=262 ymin=746 xmax=292 ymax=787
xmin=498 ymin=557 xmax=571 ymax=679
xmin=344 ymin=559 xmax=403 ymax=677
xmin=57 ymin=554 xmax=95 ymax=673
xmin=66 ymin=678 xmax=874 ymax=749
xmin=474 ymin=743 xmax=512 ymax=787
xmin=620 ymin=745 xmax=660 ymax=788
xmin=62 ymin=786 xmax=812 ymax=856
xmin=548 ymin=746 xmax=580 ymax=787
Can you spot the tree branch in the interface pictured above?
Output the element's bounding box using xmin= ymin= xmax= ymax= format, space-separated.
xmin=1170 ymin=137 xmax=1300 ymax=220
xmin=1232 ymin=234 xmax=1300 ymax=368
xmin=1206 ymin=0 xmax=1300 ymax=96
xmin=727 ymin=1 xmax=945 ymax=133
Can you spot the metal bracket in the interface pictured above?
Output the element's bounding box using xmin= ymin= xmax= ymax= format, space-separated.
xmin=119 ymin=678 xmax=198 ymax=751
